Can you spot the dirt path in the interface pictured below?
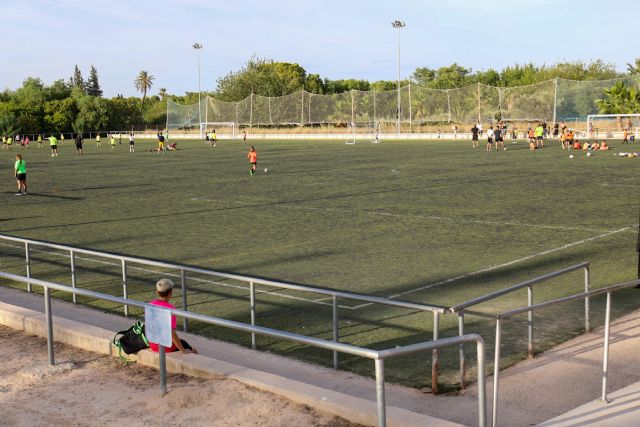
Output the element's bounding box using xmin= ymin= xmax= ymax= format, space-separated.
xmin=0 ymin=326 xmax=360 ymax=427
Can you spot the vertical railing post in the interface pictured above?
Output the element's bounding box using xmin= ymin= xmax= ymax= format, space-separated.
xmin=181 ymin=269 xmax=188 ymax=332
xmin=601 ymin=291 xmax=612 ymax=403
xmin=250 ymin=281 xmax=256 ymax=350
xmin=527 ymin=285 xmax=534 ymax=358
xmin=432 ymin=311 xmax=440 ymax=394
xmin=121 ymin=259 xmax=129 ymax=317
xmin=375 ymin=358 xmax=386 ymax=427
xmin=44 ymin=285 xmax=55 ymax=365
xmin=159 ymin=346 xmax=167 ymax=396
xmin=332 ymin=295 xmax=339 ymax=369
xmin=492 ymin=318 xmax=502 ymax=427
xmin=476 ymin=338 xmax=487 ymax=427
xmin=70 ymin=250 xmax=77 ymax=304
xmin=584 ymin=264 xmax=591 ymax=332
xmin=458 ymin=311 xmax=466 ymax=388
xmin=24 ymin=242 xmax=32 ymax=293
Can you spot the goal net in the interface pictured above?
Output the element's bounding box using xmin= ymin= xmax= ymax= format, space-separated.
xmin=200 ymin=122 xmax=236 ymax=140
xmin=586 ymin=114 xmax=640 ymax=139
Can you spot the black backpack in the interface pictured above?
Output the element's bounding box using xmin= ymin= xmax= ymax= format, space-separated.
xmin=113 ymin=321 xmax=149 ymax=360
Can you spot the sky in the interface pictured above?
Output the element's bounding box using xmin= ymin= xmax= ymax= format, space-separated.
xmin=2 ymin=0 xmax=639 ymax=97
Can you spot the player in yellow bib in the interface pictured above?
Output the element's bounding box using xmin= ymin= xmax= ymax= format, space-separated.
xmin=49 ymin=135 xmax=58 ymax=157
xmin=37 ymin=134 xmax=43 ymax=148
xmin=110 ymin=135 xmax=116 ymax=151
xmin=96 ymin=134 xmax=101 ymax=148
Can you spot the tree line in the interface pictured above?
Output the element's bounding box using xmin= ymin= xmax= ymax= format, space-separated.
xmin=2 ymin=58 xmax=639 ymax=135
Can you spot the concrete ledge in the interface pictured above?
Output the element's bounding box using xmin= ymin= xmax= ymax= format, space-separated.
xmin=0 ymin=301 xmax=460 ymax=427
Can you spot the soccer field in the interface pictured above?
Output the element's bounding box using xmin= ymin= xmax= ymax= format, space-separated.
xmin=0 ymin=137 xmax=638 ymax=388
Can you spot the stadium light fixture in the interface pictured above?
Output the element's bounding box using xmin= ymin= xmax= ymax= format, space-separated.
xmin=391 ymin=21 xmax=405 ymax=135
xmin=193 ymin=43 xmax=204 ymax=138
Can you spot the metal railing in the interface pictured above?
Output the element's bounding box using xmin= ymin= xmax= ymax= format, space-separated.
xmin=450 ymin=262 xmax=590 ymax=387
xmin=0 ymin=233 xmax=447 ymax=391
xmin=490 ymin=278 xmax=640 ymax=427
xmin=0 ymin=271 xmax=487 ymax=427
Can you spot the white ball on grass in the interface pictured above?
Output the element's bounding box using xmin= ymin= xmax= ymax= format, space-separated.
xmin=587 ymin=152 xmax=591 ymax=157
xmin=569 ymin=155 xmax=574 ymax=159
xmin=264 ymin=168 xmax=268 ymax=173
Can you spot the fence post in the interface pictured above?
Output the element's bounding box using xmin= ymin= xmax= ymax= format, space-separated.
xmin=408 ymin=82 xmax=412 ymax=133
xmin=25 ymin=242 xmax=32 ymax=293
xmin=446 ymin=89 xmax=452 ymax=123
xmin=458 ymin=311 xmax=466 ymax=388
xmin=181 ymin=269 xmax=188 ymax=332
xmin=70 ymin=250 xmax=77 ymax=304
xmin=159 ymin=346 xmax=167 ymax=396
xmin=601 ymin=291 xmax=612 ymax=403
xmin=332 ymin=295 xmax=339 ymax=369
xmin=476 ymin=338 xmax=487 ymax=427
xmin=584 ymin=264 xmax=591 ymax=332
xmin=121 ymin=259 xmax=129 ymax=317
xmin=44 ymin=285 xmax=55 ymax=365
xmin=492 ymin=318 xmax=502 ymax=427
xmin=375 ymin=358 xmax=386 ymax=427
xmin=250 ymin=281 xmax=256 ymax=350
xmin=553 ymin=78 xmax=558 ymax=125
xmin=527 ymin=285 xmax=534 ymax=358
xmin=432 ymin=311 xmax=440 ymax=394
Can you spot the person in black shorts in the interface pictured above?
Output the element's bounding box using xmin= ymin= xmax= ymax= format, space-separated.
xmin=486 ymin=126 xmax=494 ymax=151
xmin=74 ymin=133 xmax=83 ymax=155
xmin=129 ymin=133 xmax=135 ymax=152
xmin=471 ymin=124 xmax=479 ymax=148
xmin=494 ymin=127 xmax=504 ymax=151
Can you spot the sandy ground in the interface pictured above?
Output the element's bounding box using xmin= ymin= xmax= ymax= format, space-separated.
xmin=0 ymin=326 xmax=361 ymax=427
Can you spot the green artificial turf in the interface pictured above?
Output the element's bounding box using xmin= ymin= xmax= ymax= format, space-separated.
xmin=0 ymin=137 xmax=638 ymax=389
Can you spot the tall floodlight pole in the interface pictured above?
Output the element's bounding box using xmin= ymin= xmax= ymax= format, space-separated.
xmin=391 ymin=20 xmax=405 ymax=136
xmin=193 ymin=43 xmax=203 ymax=138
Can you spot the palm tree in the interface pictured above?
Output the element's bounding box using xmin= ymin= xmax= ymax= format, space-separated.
xmin=158 ymin=88 xmax=167 ymax=100
xmin=134 ymin=71 xmax=155 ymax=108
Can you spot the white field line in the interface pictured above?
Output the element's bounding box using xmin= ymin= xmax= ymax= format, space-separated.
xmin=288 ymin=205 xmax=627 ymax=234
xmin=347 ymin=227 xmax=630 ymax=309
xmin=0 ymin=243 xmax=345 ymax=309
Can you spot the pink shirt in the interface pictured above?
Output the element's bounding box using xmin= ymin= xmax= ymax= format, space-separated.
xmin=148 ymin=299 xmax=176 ymax=352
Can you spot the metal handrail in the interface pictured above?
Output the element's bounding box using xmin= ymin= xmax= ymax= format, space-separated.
xmin=0 ymin=233 xmax=447 ymax=388
xmin=0 ymin=271 xmax=487 ymax=427
xmin=450 ymin=262 xmax=590 ymax=388
xmin=491 ymin=278 xmax=640 ymax=427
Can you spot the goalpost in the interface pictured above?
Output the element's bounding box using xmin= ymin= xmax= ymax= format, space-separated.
xmin=200 ymin=122 xmax=236 ymax=140
xmin=586 ymin=114 xmax=640 ymax=139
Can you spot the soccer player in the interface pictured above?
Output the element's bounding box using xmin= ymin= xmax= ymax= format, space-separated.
xmin=37 ymin=134 xmax=43 ymax=148
xmin=247 ymin=146 xmax=258 ymax=175
xmin=157 ymin=132 xmax=165 ymax=154
xmin=477 ymin=122 xmax=483 ymax=137
xmin=129 ymin=133 xmax=135 ymax=152
xmin=495 ymin=126 xmax=504 ymax=151
xmin=211 ymin=129 xmax=217 ymax=147
xmin=60 ymin=133 xmax=65 ymax=144
xmin=14 ymin=153 xmax=27 ymax=195
xmin=471 ymin=123 xmax=479 ymax=148
xmin=623 ymin=129 xmax=629 ymax=144
xmin=553 ymin=122 xmax=559 ymax=138
xmin=7 ymin=136 xmax=12 ymax=151
xmin=535 ymin=123 xmax=544 ymax=148
xmin=23 ymin=136 xmax=29 ymax=149
xmin=96 ymin=133 xmax=101 ymax=148
xmin=2 ymin=135 xmax=6 ymax=149
xmin=110 ymin=134 xmax=116 ymax=151
xmin=486 ymin=127 xmax=494 ymax=152
xmin=49 ymin=134 xmax=58 ymax=157
xmin=75 ymin=133 xmax=83 ymax=155
xmin=511 ymin=126 xmax=518 ymax=144
xmin=243 ymin=130 xmax=247 ymax=141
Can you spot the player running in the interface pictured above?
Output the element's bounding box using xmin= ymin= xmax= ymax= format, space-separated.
xmin=110 ymin=134 xmax=116 ymax=151
xmin=247 ymin=146 xmax=258 ymax=175
xmin=623 ymin=129 xmax=629 ymax=144
xmin=211 ymin=129 xmax=217 ymax=147
xmin=49 ymin=134 xmax=58 ymax=157
xmin=37 ymin=134 xmax=43 ymax=148
xmin=535 ymin=123 xmax=544 ymax=148
xmin=14 ymin=154 xmax=27 ymax=195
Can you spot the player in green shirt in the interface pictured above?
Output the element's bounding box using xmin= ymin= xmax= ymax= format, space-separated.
xmin=14 ymin=153 xmax=27 ymax=195
xmin=110 ymin=135 xmax=116 ymax=151
xmin=7 ymin=136 xmax=12 ymax=151
xmin=49 ymin=135 xmax=58 ymax=157
xmin=535 ymin=124 xmax=544 ymax=149
xmin=96 ymin=134 xmax=101 ymax=148
xmin=37 ymin=134 xmax=43 ymax=148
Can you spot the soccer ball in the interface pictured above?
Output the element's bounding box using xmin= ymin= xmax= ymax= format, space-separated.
xmin=503 ymin=147 xmax=507 ymax=151
xmin=587 ymin=152 xmax=591 ymax=157
xmin=264 ymin=168 xmax=268 ymax=173
xmin=569 ymin=155 xmax=574 ymax=159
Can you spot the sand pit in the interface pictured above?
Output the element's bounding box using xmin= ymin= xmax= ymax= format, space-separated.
xmin=0 ymin=325 xmax=361 ymax=427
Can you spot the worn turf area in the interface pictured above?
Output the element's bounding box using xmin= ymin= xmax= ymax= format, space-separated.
xmin=0 ymin=137 xmax=638 ymax=388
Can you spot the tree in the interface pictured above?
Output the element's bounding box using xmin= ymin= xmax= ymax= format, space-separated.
xmin=71 ymin=65 xmax=85 ymax=93
xmin=134 ymin=70 xmax=154 ymax=108
xmin=86 ymin=65 xmax=103 ymax=97
xmin=596 ymin=81 xmax=640 ymax=114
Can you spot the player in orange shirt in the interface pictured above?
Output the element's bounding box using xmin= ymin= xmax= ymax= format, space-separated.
xmin=622 ymin=129 xmax=629 ymax=144
xmin=247 ymin=146 xmax=258 ymax=176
